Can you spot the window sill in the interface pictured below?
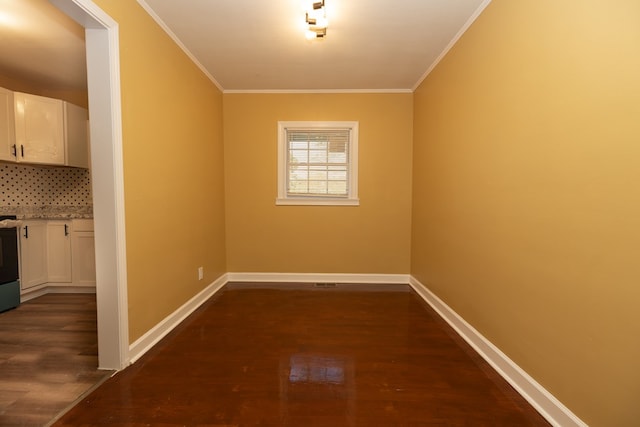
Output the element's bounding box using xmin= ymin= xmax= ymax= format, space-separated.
xmin=276 ymin=197 xmax=360 ymax=206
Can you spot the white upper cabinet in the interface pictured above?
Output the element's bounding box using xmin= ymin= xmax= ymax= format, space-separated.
xmin=1 ymin=88 xmax=89 ymax=168
xmin=14 ymin=92 xmax=65 ymax=165
xmin=0 ymin=87 xmax=17 ymax=162
xmin=64 ymin=101 xmax=89 ymax=169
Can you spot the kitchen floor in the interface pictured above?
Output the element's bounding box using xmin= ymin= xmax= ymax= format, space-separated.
xmin=0 ymin=293 xmax=113 ymax=427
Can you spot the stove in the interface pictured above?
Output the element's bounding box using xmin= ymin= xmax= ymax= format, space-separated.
xmin=0 ymin=215 xmax=20 ymax=312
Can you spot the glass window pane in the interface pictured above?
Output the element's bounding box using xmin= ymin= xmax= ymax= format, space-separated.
xmin=290 ymin=150 xmax=308 ymax=163
xmin=328 ymin=170 xmax=346 ymax=181
xmin=309 ymin=181 xmax=327 ymax=194
xmin=329 ymin=141 xmax=346 ymax=153
xmin=288 ymin=181 xmax=308 ymax=193
xmin=290 ymin=141 xmax=308 ymax=150
xmin=289 ymin=168 xmax=308 ymax=180
xmin=328 ymin=181 xmax=347 ymax=195
xmin=309 ymin=150 xmax=327 ymax=163
xmin=328 ymin=152 xmax=346 ymax=164
xmin=309 ymin=170 xmax=327 ymax=180
xmin=309 ymin=140 xmax=327 ymax=150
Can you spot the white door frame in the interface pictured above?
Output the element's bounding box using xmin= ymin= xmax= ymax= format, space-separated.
xmin=50 ymin=0 xmax=130 ymax=370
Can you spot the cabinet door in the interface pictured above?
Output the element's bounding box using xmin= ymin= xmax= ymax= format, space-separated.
xmin=64 ymin=102 xmax=89 ymax=168
xmin=0 ymin=87 xmax=16 ymax=162
xmin=14 ymin=92 xmax=65 ymax=165
xmin=71 ymin=232 xmax=96 ymax=285
xmin=19 ymin=221 xmax=48 ymax=290
xmin=47 ymin=221 xmax=72 ymax=283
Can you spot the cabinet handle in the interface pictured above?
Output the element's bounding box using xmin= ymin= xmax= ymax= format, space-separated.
xmin=20 ymin=145 xmax=24 ymax=158
xmin=64 ymin=224 xmax=69 ymax=236
xmin=24 ymin=225 xmax=28 ymax=239
xmin=11 ymin=144 xmax=16 ymax=157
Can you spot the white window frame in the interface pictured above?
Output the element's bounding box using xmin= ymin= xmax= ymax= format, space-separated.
xmin=277 ymin=121 xmax=359 ymax=206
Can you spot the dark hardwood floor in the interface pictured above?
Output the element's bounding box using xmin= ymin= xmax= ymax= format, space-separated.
xmin=0 ymin=293 xmax=113 ymax=427
xmin=53 ymin=282 xmax=549 ymax=426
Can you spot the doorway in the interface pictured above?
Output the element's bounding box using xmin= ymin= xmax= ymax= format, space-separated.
xmin=50 ymin=0 xmax=129 ymax=370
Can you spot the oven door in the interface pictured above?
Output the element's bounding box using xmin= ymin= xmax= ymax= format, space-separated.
xmin=0 ymin=227 xmax=19 ymax=285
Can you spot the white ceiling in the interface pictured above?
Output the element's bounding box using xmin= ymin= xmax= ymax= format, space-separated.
xmin=0 ymin=0 xmax=491 ymax=93
xmin=140 ymin=0 xmax=490 ymax=92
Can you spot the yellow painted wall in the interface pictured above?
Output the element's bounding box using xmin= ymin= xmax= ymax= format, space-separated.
xmin=93 ymin=0 xmax=226 ymax=342
xmin=412 ymin=1 xmax=640 ymax=425
xmin=0 ymin=0 xmax=88 ymax=109
xmin=0 ymin=74 xmax=88 ymax=108
xmin=224 ymin=93 xmax=412 ymax=274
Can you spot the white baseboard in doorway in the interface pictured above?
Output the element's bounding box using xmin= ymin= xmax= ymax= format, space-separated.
xmin=20 ymin=284 xmax=96 ymax=303
xmin=226 ymin=272 xmax=410 ymax=284
xmin=408 ymin=276 xmax=588 ymax=427
xmin=128 ymin=273 xmax=229 ymax=364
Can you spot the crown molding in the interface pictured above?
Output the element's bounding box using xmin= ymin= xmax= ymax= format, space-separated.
xmin=223 ymin=89 xmax=413 ymax=95
xmin=136 ymin=0 xmax=224 ymax=92
xmin=412 ymin=0 xmax=493 ymax=92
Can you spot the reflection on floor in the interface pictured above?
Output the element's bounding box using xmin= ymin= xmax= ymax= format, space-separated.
xmin=0 ymin=294 xmax=113 ymax=427
xmin=55 ymin=282 xmax=550 ymax=426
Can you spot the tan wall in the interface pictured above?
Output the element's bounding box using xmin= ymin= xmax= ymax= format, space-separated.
xmin=224 ymin=93 xmax=412 ymax=274
xmin=0 ymin=74 xmax=88 ymax=108
xmin=411 ymin=1 xmax=640 ymax=425
xmin=93 ymin=0 xmax=226 ymax=342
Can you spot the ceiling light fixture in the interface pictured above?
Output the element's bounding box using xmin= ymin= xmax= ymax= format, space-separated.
xmin=305 ymin=0 xmax=327 ymax=40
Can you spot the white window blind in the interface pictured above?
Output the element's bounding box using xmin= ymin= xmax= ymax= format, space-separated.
xmin=277 ymin=121 xmax=359 ymax=206
xmin=286 ymin=129 xmax=350 ymax=197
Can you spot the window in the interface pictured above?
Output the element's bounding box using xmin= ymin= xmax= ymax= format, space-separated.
xmin=277 ymin=121 xmax=359 ymax=206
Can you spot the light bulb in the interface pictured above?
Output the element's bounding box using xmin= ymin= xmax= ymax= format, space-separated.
xmin=315 ymin=16 xmax=328 ymax=28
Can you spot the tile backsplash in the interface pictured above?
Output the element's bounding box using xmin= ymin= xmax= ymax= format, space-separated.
xmin=0 ymin=163 xmax=92 ymax=207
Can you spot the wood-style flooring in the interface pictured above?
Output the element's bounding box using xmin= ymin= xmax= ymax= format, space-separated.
xmin=54 ymin=282 xmax=550 ymax=426
xmin=0 ymin=293 xmax=112 ymax=427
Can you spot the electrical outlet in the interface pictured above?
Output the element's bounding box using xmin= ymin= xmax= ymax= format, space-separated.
xmin=198 ymin=267 xmax=204 ymax=280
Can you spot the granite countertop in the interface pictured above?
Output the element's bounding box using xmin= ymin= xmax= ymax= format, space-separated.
xmin=0 ymin=205 xmax=93 ymax=220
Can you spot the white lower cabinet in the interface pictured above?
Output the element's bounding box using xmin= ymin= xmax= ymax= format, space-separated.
xmin=19 ymin=220 xmax=48 ymax=290
xmin=71 ymin=219 xmax=96 ymax=285
xmin=19 ymin=218 xmax=95 ymax=292
xmin=47 ymin=221 xmax=72 ymax=283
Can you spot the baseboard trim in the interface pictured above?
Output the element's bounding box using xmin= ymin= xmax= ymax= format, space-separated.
xmin=21 ymin=284 xmax=97 ymax=302
xmin=226 ymin=272 xmax=410 ymax=284
xmin=128 ymin=273 xmax=229 ymax=364
xmin=408 ymin=276 xmax=587 ymax=427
